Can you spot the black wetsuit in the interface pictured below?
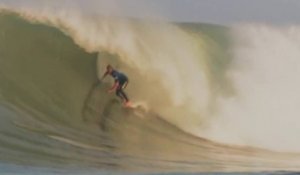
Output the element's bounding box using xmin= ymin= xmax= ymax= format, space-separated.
xmin=110 ymin=70 xmax=129 ymax=102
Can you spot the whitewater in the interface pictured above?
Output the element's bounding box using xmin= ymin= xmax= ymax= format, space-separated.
xmin=0 ymin=1 xmax=300 ymax=174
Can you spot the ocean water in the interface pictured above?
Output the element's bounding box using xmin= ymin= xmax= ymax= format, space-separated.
xmin=0 ymin=2 xmax=300 ymax=175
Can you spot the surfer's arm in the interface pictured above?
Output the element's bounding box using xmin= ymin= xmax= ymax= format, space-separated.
xmin=108 ymin=81 xmax=119 ymax=92
xmin=101 ymin=71 xmax=109 ymax=81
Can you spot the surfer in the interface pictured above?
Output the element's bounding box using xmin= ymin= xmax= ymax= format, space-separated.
xmin=101 ymin=65 xmax=131 ymax=106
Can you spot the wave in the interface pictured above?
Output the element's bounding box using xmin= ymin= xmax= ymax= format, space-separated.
xmin=0 ymin=3 xmax=233 ymax=134
xmin=0 ymin=3 xmax=300 ymax=173
xmin=8 ymin=4 xmax=300 ymax=153
xmin=0 ymin=11 xmax=235 ymax=173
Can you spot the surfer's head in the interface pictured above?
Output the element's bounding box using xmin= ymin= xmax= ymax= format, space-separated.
xmin=106 ymin=64 xmax=113 ymax=73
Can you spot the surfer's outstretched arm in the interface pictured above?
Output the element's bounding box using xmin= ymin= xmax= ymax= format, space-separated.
xmin=101 ymin=71 xmax=109 ymax=81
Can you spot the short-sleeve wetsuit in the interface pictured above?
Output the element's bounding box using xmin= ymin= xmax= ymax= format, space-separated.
xmin=110 ymin=70 xmax=129 ymax=102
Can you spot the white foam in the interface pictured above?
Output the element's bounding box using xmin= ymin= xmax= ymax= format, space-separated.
xmin=204 ymin=24 xmax=300 ymax=152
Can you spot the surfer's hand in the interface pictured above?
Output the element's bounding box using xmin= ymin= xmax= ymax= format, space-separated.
xmin=107 ymin=89 xmax=114 ymax=93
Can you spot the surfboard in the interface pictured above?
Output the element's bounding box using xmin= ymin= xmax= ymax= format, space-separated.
xmin=123 ymin=101 xmax=149 ymax=118
xmin=110 ymin=98 xmax=149 ymax=117
xmin=124 ymin=101 xmax=147 ymax=110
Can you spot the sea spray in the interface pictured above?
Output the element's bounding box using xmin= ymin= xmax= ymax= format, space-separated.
xmin=206 ymin=25 xmax=300 ymax=152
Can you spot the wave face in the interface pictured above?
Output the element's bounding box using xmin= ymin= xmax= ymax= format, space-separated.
xmin=0 ymin=3 xmax=300 ymax=174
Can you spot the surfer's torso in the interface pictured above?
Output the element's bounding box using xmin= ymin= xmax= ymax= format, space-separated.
xmin=110 ymin=70 xmax=128 ymax=85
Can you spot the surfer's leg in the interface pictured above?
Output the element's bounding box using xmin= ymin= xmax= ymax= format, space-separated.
xmin=119 ymin=89 xmax=129 ymax=102
xmin=120 ymin=81 xmax=129 ymax=102
xmin=116 ymin=81 xmax=127 ymax=102
xmin=122 ymin=80 xmax=128 ymax=89
xmin=116 ymin=87 xmax=124 ymax=101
